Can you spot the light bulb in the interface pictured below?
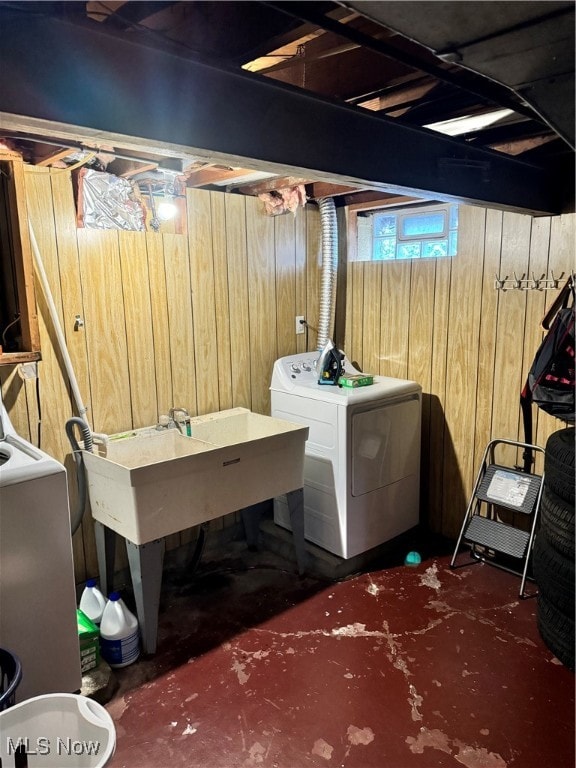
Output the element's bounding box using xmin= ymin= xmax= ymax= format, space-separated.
xmin=157 ymin=200 xmax=177 ymax=221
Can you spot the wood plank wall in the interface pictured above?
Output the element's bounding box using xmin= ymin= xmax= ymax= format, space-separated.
xmin=1 ymin=165 xmax=573 ymax=583
xmin=344 ymin=205 xmax=575 ymax=538
xmin=0 ymin=166 xmax=320 ymax=583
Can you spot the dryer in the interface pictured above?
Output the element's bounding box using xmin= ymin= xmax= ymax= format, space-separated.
xmin=271 ymin=352 xmax=421 ymax=559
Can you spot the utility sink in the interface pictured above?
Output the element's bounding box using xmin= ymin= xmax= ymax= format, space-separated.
xmin=83 ymin=407 xmax=308 ymax=544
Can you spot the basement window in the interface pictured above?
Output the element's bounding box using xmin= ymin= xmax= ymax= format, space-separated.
xmin=353 ymin=202 xmax=458 ymax=262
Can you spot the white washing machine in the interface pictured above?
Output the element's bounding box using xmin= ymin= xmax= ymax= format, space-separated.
xmin=271 ymin=352 xmax=421 ymax=559
xmin=0 ymin=392 xmax=81 ymax=702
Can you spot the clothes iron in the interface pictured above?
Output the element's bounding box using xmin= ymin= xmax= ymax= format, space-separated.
xmin=317 ymin=339 xmax=344 ymax=385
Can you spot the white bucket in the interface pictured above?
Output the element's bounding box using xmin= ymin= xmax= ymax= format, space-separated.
xmin=0 ymin=693 xmax=116 ymax=767
xmin=99 ymin=593 xmax=139 ymax=668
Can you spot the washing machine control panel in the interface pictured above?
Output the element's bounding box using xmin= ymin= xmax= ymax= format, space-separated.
xmin=272 ymin=351 xmax=357 ymax=390
xmin=288 ymin=359 xmax=316 ymax=377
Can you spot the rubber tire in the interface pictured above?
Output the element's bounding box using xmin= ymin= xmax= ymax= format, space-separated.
xmin=545 ymin=427 xmax=575 ymax=504
xmin=540 ymin=485 xmax=575 ymax=558
xmin=533 ymin=533 xmax=574 ymax=618
xmin=537 ymin=593 xmax=575 ymax=671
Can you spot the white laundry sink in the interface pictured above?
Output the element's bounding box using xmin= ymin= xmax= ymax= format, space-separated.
xmin=83 ymin=407 xmax=308 ymax=544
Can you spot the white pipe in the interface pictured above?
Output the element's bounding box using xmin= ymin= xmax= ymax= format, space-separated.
xmin=28 ymin=222 xmax=91 ymax=428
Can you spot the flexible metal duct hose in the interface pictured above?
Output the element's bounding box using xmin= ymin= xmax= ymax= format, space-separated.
xmin=65 ymin=417 xmax=93 ymax=535
xmin=317 ymin=197 xmax=338 ymax=351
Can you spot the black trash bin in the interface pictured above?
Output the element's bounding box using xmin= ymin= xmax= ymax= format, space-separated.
xmin=0 ymin=648 xmax=22 ymax=710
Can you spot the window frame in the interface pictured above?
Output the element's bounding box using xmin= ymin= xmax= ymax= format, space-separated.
xmin=347 ymin=197 xmax=458 ymax=263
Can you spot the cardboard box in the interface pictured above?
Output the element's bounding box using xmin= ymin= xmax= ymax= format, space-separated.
xmin=338 ymin=373 xmax=374 ymax=388
xmin=77 ymin=609 xmax=100 ymax=673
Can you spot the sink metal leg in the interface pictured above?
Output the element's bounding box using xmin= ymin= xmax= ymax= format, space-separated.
xmin=125 ymin=538 xmax=165 ymax=655
xmin=94 ymin=520 xmax=116 ymax=596
xmin=286 ymin=488 xmax=307 ymax=575
xmin=241 ymin=500 xmax=269 ymax=549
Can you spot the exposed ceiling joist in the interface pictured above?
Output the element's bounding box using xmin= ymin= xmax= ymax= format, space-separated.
xmin=0 ymin=7 xmax=564 ymax=215
xmin=342 ymin=0 xmax=575 ymax=148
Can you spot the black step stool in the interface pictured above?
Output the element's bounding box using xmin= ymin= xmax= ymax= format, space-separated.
xmin=450 ymin=438 xmax=545 ymax=597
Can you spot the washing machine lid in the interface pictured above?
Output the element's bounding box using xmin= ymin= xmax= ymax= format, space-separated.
xmin=0 ymin=433 xmax=65 ymax=485
xmin=271 ymin=352 xmax=420 ymax=405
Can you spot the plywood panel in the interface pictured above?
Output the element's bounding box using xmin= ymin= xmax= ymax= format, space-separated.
xmin=146 ymin=232 xmax=173 ymax=416
xmin=187 ymin=189 xmax=219 ymax=415
xmin=305 ymin=204 xmax=322 ymax=352
xmin=407 ymin=259 xmax=435 ymax=519
xmin=25 ymin=167 xmax=73 ymax=458
xmin=163 ymin=233 xmax=197 ymax=415
xmin=361 ymin=262 xmax=382 ymax=375
xmin=49 ymin=170 xmax=98 ymax=581
xmin=379 ymin=261 xmax=411 ymax=378
xmin=26 ymin=168 xmax=92 ymax=581
xmin=49 ymin=170 xmax=92 ymax=423
xmin=226 ymin=194 xmax=251 ymax=409
xmin=0 ymin=367 xmax=31 ymax=440
xmin=347 ymin=261 xmax=364 ymax=368
xmin=427 ymin=255 xmax=452 ymax=533
xmin=442 ymin=206 xmax=486 ymax=537
xmin=118 ymin=231 xmax=157 ymax=428
xmin=210 ymin=192 xmax=233 ymax=410
xmin=275 ymin=212 xmax=297 ymax=356
xmin=77 ymin=229 xmax=131 ymax=434
xmin=491 ymin=212 xmax=533 ymax=469
xmin=473 ymin=208 xmax=503 ymax=469
xmin=246 ymin=195 xmax=276 ymax=415
xmin=294 ymin=207 xmax=307 ymax=354
xmin=407 ymin=260 xmax=435 ymax=392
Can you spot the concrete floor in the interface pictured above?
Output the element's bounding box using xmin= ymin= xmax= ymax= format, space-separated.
xmin=104 ymin=535 xmax=574 ymax=768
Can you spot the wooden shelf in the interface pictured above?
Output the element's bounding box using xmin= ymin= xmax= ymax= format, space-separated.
xmin=0 ymin=151 xmax=41 ymax=365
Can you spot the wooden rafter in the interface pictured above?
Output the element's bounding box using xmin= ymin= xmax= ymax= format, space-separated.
xmin=234 ymin=176 xmax=310 ymax=195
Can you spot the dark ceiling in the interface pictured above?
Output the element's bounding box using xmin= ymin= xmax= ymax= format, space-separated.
xmin=0 ymin=0 xmax=573 ymax=214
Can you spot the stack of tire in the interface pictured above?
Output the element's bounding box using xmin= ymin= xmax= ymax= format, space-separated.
xmin=533 ymin=427 xmax=575 ymax=670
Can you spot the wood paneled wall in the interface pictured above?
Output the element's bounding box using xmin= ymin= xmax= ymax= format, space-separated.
xmin=0 ymin=167 xmax=320 ymax=582
xmin=344 ymin=205 xmax=575 ymax=538
xmin=1 ymin=165 xmax=573 ymax=583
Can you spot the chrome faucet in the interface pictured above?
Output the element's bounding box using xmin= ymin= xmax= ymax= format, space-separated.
xmin=168 ymin=407 xmax=191 ymax=436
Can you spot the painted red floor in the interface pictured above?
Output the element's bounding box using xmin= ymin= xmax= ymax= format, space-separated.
xmin=105 ymin=547 xmax=574 ymax=768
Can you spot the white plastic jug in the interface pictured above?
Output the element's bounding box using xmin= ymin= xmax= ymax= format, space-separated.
xmin=79 ymin=578 xmax=107 ymax=624
xmin=99 ymin=592 xmax=140 ymax=668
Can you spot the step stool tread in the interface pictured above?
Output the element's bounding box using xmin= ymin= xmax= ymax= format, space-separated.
xmin=464 ymin=515 xmax=531 ymax=559
xmin=476 ymin=464 xmax=542 ymax=514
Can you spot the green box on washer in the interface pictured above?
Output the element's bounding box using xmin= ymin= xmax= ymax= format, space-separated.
xmin=339 ymin=373 xmax=374 ymax=388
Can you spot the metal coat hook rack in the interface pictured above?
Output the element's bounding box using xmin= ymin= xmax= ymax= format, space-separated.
xmin=494 ymin=270 xmax=567 ymax=291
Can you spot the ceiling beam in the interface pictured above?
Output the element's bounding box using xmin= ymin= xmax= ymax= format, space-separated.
xmin=0 ymin=8 xmax=564 ymax=214
xmin=185 ymin=166 xmax=258 ymax=187
xmin=261 ymin=1 xmax=542 ymax=123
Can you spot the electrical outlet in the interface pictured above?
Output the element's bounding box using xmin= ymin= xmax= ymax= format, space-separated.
xmin=295 ymin=316 xmax=305 ymax=335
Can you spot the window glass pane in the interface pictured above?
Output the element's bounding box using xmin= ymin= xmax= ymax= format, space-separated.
xmin=422 ymin=240 xmax=448 ymax=258
xmin=401 ymin=212 xmax=445 ymax=237
xmin=373 ymin=237 xmax=396 ymax=260
xmin=449 ymin=205 xmax=459 ymax=230
xmin=449 ymin=231 xmax=458 ymax=257
xmin=397 ymin=242 xmax=421 ymax=259
xmin=373 ymin=213 xmax=396 ymax=237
